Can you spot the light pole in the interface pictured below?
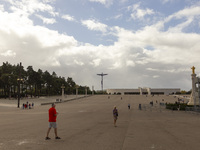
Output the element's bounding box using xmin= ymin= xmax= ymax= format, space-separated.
xmin=17 ymin=62 xmax=22 ymax=108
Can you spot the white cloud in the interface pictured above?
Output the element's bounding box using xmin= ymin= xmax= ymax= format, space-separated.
xmin=119 ymin=0 xmax=128 ymax=3
xmin=36 ymin=15 xmax=56 ymax=24
xmin=6 ymin=0 xmax=58 ymax=17
xmin=161 ymin=0 xmax=174 ymax=4
xmin=0 ymin=5 xmax=4 ymax=11
xmin=0 ymin=50 xmax=16 ymax=58
xmin=165 ymin=5 xmax=200 ymax=24
xmin=89 ymin=0 xmax=113 ymax=7
xmin=81 ymin=19 xmax=108 ymax=32
xmin=126 ymin=60 xmax=135 ymax=67
xmin=129 ymin=3 xmax=155 ymax=20
xmin=114 ymin=14 xmax=123 ymax=20
xmin=1 ymin=1 xmax=200 ymax=90
xmin=91 ymin=58 xmax=101 ymax=67
xmin=62 ymin=14 xmax=75 ymax=22
xmin=167 ymin=18 xmax=193 ymax=32
xmin=74 ymin=59 xmax=84 ymax=66
xmin=153 ymin=75 xmax=160 ymax=78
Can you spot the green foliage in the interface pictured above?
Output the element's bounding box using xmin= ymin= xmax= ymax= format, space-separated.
xmin=166 ymin=103 xmax=193 ymax=110
xmin=0 ymin=62 xmax=91 ymax=98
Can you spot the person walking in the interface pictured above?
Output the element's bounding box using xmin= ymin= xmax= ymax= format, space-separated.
xmin=45 ymin=103 xmax=61 ymax=140
xmin=128 ymin=103 xmax=130 ymax=109
xmin=113 ymin=106 xmax=118 ymax=127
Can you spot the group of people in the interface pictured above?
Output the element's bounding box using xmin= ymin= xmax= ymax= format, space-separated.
xmin=45 ymin=103 xmax=131 ymax=140
xmin=22 ymin=102 xmax=34 ymax=109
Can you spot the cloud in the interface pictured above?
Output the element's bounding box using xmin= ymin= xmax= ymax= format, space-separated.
xmin=0 ymin=50 xmax=16 ymax=58
xmin=89 ymin=0 xmax=113 ymax=7
xmin=153 ymin=75 xmax=160 ymax=78
xmin=165 ymin=5 xmax=200 ymax=22
xmin=62 ymin=14 xmax=75 ymax=22
xmin=0 ymin=5 xmax=4 ymax=11
xmin=81 ymin=19 xmax=108 ymax=32
xmin=114 ymin=14 xmax=123 ymax=20
xmin=128 ymin=3 xmax=155 ymax=20
xmin=36 ymin=14 xmax=56 ymax=24
xmin=161 ymin=0 xmax=174 ymax=4
xmin=5 ymin=0 xmax=58 ymax=17
xmin=0 ymin=4 xmax=77 ymax=69
xmin=0 ymin=0 xmax=200 ymax=90
xmin=119 ymin=0 xmax=128 ymax=3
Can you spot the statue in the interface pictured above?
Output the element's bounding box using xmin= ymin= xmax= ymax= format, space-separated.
xmin=191 ymin=66 xmax=195 ymax=74
xmin=188 ymin=66 xmax=200 ymax=106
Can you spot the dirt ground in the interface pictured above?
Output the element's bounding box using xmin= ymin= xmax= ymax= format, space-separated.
xmin=0 ymin=95 xmax=200 ymax=150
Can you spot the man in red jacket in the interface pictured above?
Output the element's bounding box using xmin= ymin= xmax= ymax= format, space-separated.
xmin=45 ymin=103 xmax=61 ymax=140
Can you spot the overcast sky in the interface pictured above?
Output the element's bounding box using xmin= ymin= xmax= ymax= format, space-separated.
xmin=0 ymin=0 xmax=200 ymax=91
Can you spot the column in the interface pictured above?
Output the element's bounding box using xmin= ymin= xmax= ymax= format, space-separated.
xmin=61 ymin=84 xmax=65 ymax=100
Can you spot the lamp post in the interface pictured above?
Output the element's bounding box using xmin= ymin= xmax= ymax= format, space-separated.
xmin=17 ymin=62 xmax=22 ymax=108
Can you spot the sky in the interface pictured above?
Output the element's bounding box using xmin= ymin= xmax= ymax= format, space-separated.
xmin=0 ymin=0 xmax=200 ymax=91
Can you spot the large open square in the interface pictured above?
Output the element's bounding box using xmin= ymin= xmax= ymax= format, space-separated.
xmin=0 ymin=95 xmax=200 ymax=150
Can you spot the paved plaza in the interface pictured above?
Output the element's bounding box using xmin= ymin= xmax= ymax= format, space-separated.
xmin=0 ymin=95 xmax=200 ymax=150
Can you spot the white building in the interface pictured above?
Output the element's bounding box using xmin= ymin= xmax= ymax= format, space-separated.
xmin=106 ymin=87 xmax=180 ymax=95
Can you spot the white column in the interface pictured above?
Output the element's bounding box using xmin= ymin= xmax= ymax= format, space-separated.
xmin=139 ymin=87 xmax=143 ymax=95
xmin=188 ymin=69 xmax=198 ymax=105
xmin=61 ymin=84 xmax=65 ymax=100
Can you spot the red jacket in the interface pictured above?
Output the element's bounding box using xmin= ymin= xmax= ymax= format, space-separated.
xmin=49 ymin=107 xmax=57 ymax=122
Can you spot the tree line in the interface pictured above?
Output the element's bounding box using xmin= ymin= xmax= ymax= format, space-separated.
xmin=0 ymin=62 xmax=92 ymax=99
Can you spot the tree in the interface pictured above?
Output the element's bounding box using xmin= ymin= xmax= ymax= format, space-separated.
xmin=0 ymin=62 xmax=88 ymax=98
xmin=66 ymin=77 xmax=76 ymax=94
xmin=43 ymin=70 xmax=53 ymax=96
xmin=27 ymin=66 xmax=35 ymax=97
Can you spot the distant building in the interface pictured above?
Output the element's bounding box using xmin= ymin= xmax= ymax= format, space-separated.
xmin=106 ymin=87 xmax=180 ymax=95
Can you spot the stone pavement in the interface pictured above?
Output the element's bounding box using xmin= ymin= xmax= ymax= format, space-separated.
xmin=0 ymin=95 xmax=200 ymax=150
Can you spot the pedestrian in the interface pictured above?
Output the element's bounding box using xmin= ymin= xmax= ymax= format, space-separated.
xmin=45 ymin=103 xmax=61 ymax=140
xmin=113 ymin=106 xmax=118 ymax=127
xmin=128 ymin=103 xmax=130 ymax=109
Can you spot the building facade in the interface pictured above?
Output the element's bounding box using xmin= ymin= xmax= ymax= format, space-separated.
xmin=106 ymin=87 xmax=180 ymax=95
